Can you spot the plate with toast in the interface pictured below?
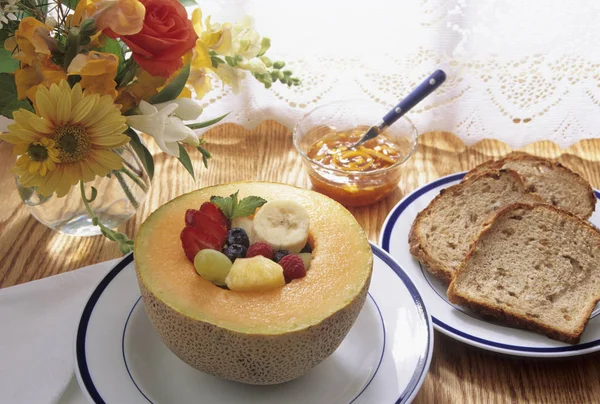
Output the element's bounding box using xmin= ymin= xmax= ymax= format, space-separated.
xmin=380 ymin=152 xmax=600 ymax=357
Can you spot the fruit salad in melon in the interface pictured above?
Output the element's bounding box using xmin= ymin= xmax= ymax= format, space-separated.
xmin=134 ymin=182 xmax=373 ymax=385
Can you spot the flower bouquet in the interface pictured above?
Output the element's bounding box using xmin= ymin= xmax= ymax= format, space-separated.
xmin=0 ymin=0 xmax=299 ymax=252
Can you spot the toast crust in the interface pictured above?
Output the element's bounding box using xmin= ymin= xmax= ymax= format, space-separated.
xmin=463 ymin=152 xmax=596 ymax=219
xmin=408 ymin=169 xmax=543 ymax=284
xmin=447 ymin=202 xmax=600 ymax=344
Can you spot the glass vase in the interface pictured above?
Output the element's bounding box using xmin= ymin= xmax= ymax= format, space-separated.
xmin=16 ymin=145 xmax=150 ymax=237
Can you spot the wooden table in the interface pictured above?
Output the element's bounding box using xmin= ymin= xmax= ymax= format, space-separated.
xmin=1 ymin=123 xmax=600 ymax=403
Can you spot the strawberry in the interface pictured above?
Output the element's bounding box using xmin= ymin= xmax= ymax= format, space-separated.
xmin=246 ymin=242 xmax=274 ymax=260
xmin=186 ymin=210 xmax=228 ymax=246
xmin=200 ymin=202 xmax=229 ymax=229
xmin=180 ymin=226 xmax=221 ymax=261
xmin=185 ymin=209 xmax=198 ymax=227
xmin=279 ymin=254 xmax=307 ymax=281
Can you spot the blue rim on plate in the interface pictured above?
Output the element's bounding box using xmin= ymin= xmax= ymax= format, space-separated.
xmin=75 ymin=243 xmax=433 ymax=404
xmin=380 ymin=171 xmax=600 ymax=354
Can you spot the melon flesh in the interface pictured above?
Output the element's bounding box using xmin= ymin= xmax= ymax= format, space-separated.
xmin=135 ymin=182 xmax=373 ymax=384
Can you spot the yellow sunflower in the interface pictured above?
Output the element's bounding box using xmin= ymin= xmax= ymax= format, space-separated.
xmin=0 ymin=80 xmax=130 ymax=197
xmin=14 ymin=137 xmax=60 ymax=176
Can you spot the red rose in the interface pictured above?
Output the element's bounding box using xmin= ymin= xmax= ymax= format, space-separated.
xmin=107 ymin=0 xmax=198 ymax=78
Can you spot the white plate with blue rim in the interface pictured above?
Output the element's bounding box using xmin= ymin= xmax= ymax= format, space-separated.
xmin=74 ymin=242 xmax=433 ymax=403
xmin=379 ymin=171 xmax=600 ymax=357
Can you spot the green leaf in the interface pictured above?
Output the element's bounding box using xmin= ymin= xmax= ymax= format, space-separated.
xmin=210 ymin=191 xmax=237 ymax=219
xmin=98 ymin=38 xmax=125 ymax=75
xmin=210 ymin=55 xmax=224 ymax=69
xmin=210 ymin=191 xmax=267 ymax=220
xmin=234 ymin=196 xmax=268 ymax=219
xmin=65 ymin=0 xmax=79 ymax=9
xmin=186 ymin=112 xmax=230 ymax=130
xmin=0 ymin=49 xmax=18 ymax=73
xmin=225 ymin=56 xmax=237 ymax=66
xmin=119 ymin=241 xmax=134 ymax=254
xmin=177 ymin=143 xmax=195 ymax=179
xmin=150 ymin=63 xmax=190 ymax=104
xmin=116 ymin=57 xmax=137 ymax=87
xmin=196 ymin=145 xmax=212 ymax=168
xmin=100 ymin=226 xmax=117 ymax=241
xmin=81 ymin=186 xmax=98 ymax=203
xmin=178 ymin=0 xmax=198 ymax=5
xmin=0 ymin=73 xmax=35 ymax=118
xmin=124 ymin=128 xmax=155 ymax=180
xmin=34 ymin=0 xmax=49 ymax=15
xmin=0 ymin=28 xmax=9 ymax=49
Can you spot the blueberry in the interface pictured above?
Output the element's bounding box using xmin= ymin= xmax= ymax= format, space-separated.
xmin=300 ymin=243 xmax=312 ymax=253
xmin=227 ymin=228 xmax=250 ymax=248
xmin=273 ymin=250 xmax=290 ymax=263
xmin=223 ymin=244 xmax=247 ymax=262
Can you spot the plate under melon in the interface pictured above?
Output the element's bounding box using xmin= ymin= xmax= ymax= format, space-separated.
xmin=134 ymin=182 xmax=373 ymax=384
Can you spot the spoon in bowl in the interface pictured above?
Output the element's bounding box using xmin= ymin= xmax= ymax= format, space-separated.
xmin=351 ymin=69 xmax=446 ymax=149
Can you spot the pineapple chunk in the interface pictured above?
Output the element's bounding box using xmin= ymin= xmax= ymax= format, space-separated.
xmin=225 ymin=256 xmax=285 ymax=292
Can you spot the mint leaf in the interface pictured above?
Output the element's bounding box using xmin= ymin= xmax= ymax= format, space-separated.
xmin=210 ymin=191 xmax=267 ymax=220
xmin=210 ymin=191 xmax=237 ymax=219
xmin=233 ymin=196 xmax=267 ymax=219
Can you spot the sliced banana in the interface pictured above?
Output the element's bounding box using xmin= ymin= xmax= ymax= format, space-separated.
xmin=253 ymin=200 xmax=310 ymax=253
xmin=231 ymin=216 xmax=256 ymax=244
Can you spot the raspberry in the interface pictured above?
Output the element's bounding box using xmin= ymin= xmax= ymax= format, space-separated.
xmin=279 ymin=254 xmax=306 ymax=281
xmin=246 ymin=242 xmax=274 ymax=260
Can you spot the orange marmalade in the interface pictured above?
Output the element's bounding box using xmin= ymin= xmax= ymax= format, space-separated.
xmin=304 ymin=127 xmax=408 ymax=206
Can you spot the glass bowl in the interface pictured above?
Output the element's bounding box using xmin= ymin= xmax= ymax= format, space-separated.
xmin=293 ymin=100 xmax=418 ymax=207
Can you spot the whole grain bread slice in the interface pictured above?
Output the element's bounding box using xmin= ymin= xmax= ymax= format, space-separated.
xmin=447 ymin=203 xmax=600 ymax=344
xmin=409 ymin=169 xmax=544 ymax=283
xmin=463 ymin=152 xmax=596 ymax=219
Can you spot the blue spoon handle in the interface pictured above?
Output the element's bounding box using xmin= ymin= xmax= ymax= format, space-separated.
xmin=381 ymin=69 xmax=446 ymax=127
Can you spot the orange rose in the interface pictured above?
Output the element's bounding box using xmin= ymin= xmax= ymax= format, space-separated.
xmin=106 ymin=0 xmax=197 ymax=78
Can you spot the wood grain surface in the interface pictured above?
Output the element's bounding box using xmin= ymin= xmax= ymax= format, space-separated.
xmin=1 ymin=122 xmax=600 ymax=403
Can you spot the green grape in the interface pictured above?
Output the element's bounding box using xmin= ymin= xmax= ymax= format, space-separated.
xmin=298 ymin=253 xmax=312 ymax=271
xmin=194 ymin=249 xmax=233 ymax=286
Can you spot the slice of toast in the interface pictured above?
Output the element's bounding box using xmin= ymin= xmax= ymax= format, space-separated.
xmin=447 ymin=203 xmax=600 ymax=344
xmin=409 ymin=170 xmax=544 ymax=283
xmin=463 ymin=152 xmax=595 ymax=219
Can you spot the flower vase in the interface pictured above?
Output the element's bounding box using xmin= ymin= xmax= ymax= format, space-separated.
xmin=16 ymin=145 xmax=150 ymax=237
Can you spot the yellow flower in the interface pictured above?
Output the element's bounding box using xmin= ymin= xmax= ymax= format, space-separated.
xmin=69 ymin=0 xmax=145 ymax=36
xmin=115 ymin=69 xmax=166 ymax=112
xmin=178 ymin=86 xmax=192 ymax=99
xmin=96 ymin=0 xmax=145 ymax=36
xmin=230 ymin=16 xmax=262 ymax=58
xmin=15 ymin=59 xmax=68 ymax=102
xmin=5 ymin=17 xmax=54 ymax=66
xmin=191 ymin=39 xmax=211 ymax=70
xmin=187 ymin=68 xmax=212 ymax=98
xmin=191 ymin=9 xmax=232 ymax=55
xmin=68 ymin=0 xmax=95 ymax=27
xmin=0 ymin=81 xmax=130 ymax=197
xmin=13 ymin=137 xmax=60 ymax=177
xmin=68 ymin=51 xmax=119 ymax=99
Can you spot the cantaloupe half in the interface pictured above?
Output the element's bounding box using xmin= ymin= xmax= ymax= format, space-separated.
xmin=134 ymin=182 xmax=373 ymax=385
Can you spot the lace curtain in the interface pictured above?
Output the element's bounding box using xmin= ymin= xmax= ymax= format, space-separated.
xmin=193 ymin=0 xmax=600 ymax=148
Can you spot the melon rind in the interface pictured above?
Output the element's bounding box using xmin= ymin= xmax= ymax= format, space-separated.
xmin=138 ymin=273 xmax=370 ymax=384
xmin=134 ymin=182 xmax=373 ymax=385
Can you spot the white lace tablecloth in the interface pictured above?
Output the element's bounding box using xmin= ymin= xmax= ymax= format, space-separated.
xmin=193 ymin=0 xmax=600 ymax=149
